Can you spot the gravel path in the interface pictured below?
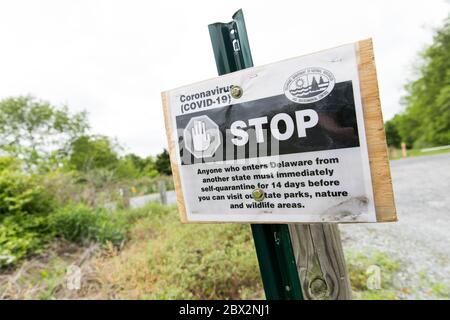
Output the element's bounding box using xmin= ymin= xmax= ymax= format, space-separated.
xmin=340 ymin=153 xmax=450 ymax=298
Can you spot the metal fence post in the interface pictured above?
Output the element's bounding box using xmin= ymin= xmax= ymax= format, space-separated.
xmin=208 ymin=9 xmax=303 ymax=300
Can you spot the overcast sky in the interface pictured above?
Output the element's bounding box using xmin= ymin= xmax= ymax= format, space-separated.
xmin=0 ymin=0 xmax=448 ymax=157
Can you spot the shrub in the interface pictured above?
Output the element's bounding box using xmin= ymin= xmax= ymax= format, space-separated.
xmin=115 ymin=202 xmax=170 ymax=224
xmin=0 ymin=164 xmax=55 ymax=268
xmin=50 ymin=204 xmax=127 ymax=246
xmin=0 ymin=156 xmax=21 ymax=172
xmin=0 ymin=214 xmax=52 ymax=267
xmin=0 ymin=169 xmax=54 ymax=218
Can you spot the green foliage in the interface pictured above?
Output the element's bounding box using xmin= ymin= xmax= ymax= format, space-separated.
xmin=430 ymin=282 xmax=450 ymax=298
xmin=0 ymin=96 xmax=88 ymax=167
xmin=384 ymin=117 xmax=402 ymax=148
xmin=123 ymin=154 xmax=149 ymax=173
xmin=0 ymin=156 xmax=22 ymax=172
xmin=122 ymin=153 xmax=159 ymax=178
xmin=68 ymin=136 xmax=161 ymax=180
xmin=0 ymin=214 xmax=52 ymax=268
xmin=389 ymin=145 xmax=450 ymax=160
xmin=0 ymin=163 xmax=56 ymax=267
xmin=390 ymin=15 xmax=450 ymax=148
xmin=34 ymin=256 xmax=68 ymax=300
xmin=114 ymin=157 xmax=141 ymax=179
xmin=155 ymin=149 xmax=172 ymax=176
xmin=0 ymin=95 xmax=165 ymax=180
xmin=0 ymin=167 xmax=54 ymax=218
xmin=50 ymin=204 xmax=127 ymax=246
xmin=68 ymin=135 xmax=119 ymax=172
xmin=40 ymin=170 xmax=83 ymax=206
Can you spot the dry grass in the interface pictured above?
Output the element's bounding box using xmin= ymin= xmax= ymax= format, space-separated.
xmin=0 ymin=241 xmax=83 ymax=299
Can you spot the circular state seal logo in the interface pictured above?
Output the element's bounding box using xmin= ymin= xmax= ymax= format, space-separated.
xmin=284 ymin=67 xmax=335 ymax=104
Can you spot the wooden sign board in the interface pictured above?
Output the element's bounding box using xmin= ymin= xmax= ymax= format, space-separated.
xmin=162 ymin=39 xmax=397 ymax=223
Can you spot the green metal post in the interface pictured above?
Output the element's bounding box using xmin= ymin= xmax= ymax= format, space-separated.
xmin=208 ymin=9 xmax=304 ymax=300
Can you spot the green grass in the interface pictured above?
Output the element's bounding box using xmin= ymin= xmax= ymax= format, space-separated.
xmin=345 ymin=249 xmax=450 ymax=300
xmin=34 ymin=257 xmax=68 ymax=300
xmin=389 ymin=146 xmax=450 ymax=160
xmin=430 ymin=282 xmax=450 ymax=298
xmin=417 ymin=270 xmax=450 ymax=299
xmin=90 ymin=203 xmax=264 ymax=299
xmin=345 ymin=250 xmax=402 ymax=300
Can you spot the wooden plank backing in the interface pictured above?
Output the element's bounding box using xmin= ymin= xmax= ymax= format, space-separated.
xmin=161 ymin=91 xmax=188 ymax=222
xmin=356 ymin=39 xmax=397 ymax=222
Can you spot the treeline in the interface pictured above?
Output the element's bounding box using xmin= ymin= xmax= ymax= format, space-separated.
xmin=385 ymin=15 xmax=450 ymax=149
xmin=0 ymin=95 xmax=172 ymax=177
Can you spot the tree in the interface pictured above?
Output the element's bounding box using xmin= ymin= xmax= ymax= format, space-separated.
xmin=399 ymin=15 xmax=450 ymax=148
xmin=384 ymin=116 xmax=402 ymax=148
xmin=0 ymin=96 xmax=88 ymax=167
xmin=121 ymin=154 xmax=159 ymax=178
xmin=155 ymin=149 xmax=172 ymax=175
xmin=141 ymin=156 xmax=159 ymax=177
xmin=123 ymin=153 xmax=147 ymax=172
xmin=68 ymin=135 xmax=119 ymax=172
xmin=115 ymin=157 xmax=141 ymax=180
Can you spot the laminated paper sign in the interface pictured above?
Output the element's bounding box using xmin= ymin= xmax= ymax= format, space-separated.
xmin=161 ymin=39 xmax=397 ymax=223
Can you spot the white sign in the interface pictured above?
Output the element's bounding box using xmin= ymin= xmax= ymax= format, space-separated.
xmin=162 ymin=40 xmax=396 ymax=223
